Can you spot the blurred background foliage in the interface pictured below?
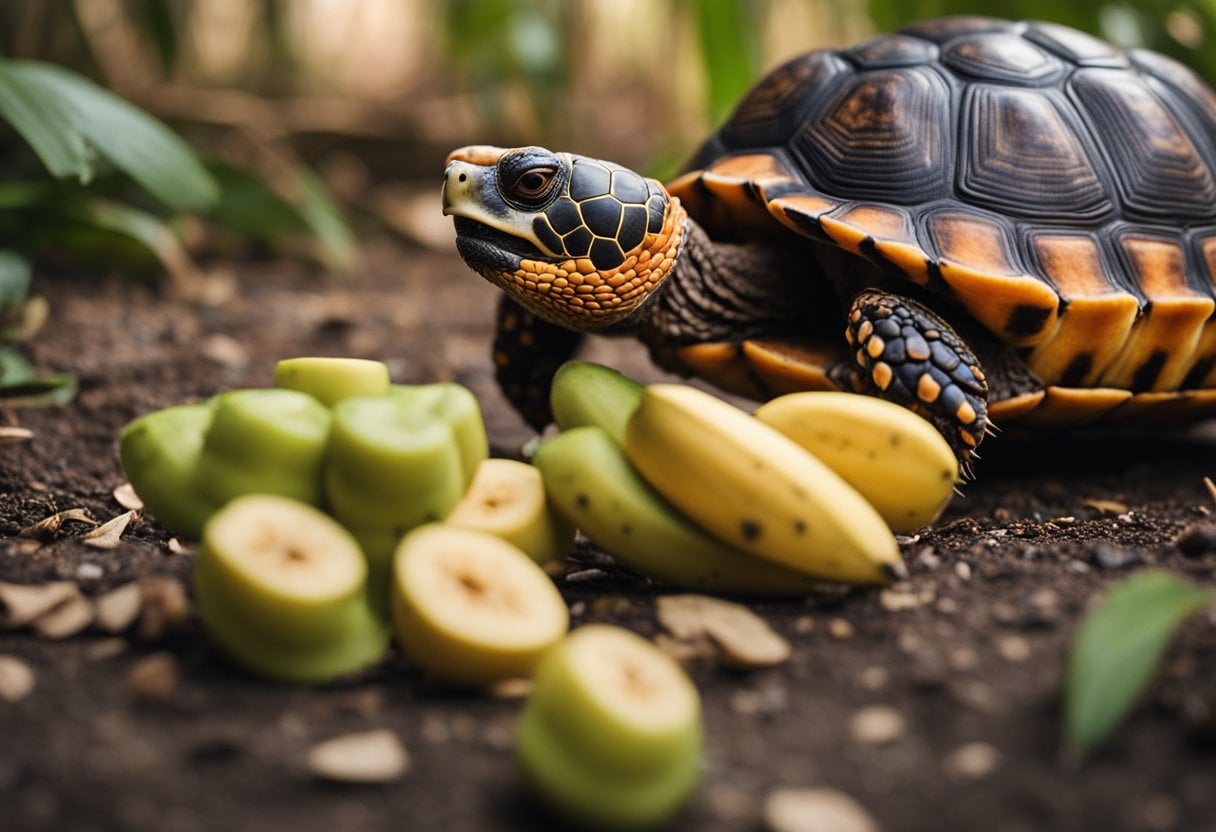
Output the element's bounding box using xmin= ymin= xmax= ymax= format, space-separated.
xmin=0 ymin=1 xmax=1213 ymax=367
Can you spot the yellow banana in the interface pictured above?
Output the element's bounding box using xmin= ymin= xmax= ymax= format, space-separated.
xmin=625 ymin=384 xmax=902 ymax=584
xmin=754 ymin=392 xmax=958 ymax=533
xmin=532 ymin=426 xmax=822 ymax=595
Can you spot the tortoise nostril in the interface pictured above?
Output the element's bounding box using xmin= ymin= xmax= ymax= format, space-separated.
xmin=458 ymin=173 xmax=467 ymax=183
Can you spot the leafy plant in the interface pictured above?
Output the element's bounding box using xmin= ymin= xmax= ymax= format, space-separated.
xmin=0 ymin=56 xmax=354 ymax=404
xmin=1063 ymin=570 xmax=1214 ymax=761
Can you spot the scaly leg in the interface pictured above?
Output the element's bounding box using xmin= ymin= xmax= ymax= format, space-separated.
xmin=836 ymin=290 xmax=989 ymax=463
xmin=493 ymin=295 xmax=584 ymax=431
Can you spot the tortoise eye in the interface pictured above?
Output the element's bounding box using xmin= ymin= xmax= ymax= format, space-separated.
xmin=510 ymin=167 xmax=557 ymax=201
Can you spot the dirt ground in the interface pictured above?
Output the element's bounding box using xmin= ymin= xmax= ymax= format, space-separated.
xmin=2 ymin=239 xmax=1216 ymax=832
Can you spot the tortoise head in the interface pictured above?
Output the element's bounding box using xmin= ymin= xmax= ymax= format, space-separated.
xmin=443 ymin=145 xmax=686 ymax=330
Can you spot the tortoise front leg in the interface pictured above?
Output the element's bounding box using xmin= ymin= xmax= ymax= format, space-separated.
xmin=835 ymin=290 xmax=989 ymax=462
xmin=493 ymin=295 xmax=584 ymax=431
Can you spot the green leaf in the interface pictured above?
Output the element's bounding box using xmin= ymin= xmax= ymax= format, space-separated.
xmin=204 ymin=160 xmax=308 ymax=240
xmin=1064 ymin=571 xmax=1214 ymax=759
xmin=53 ymin=199 xmax=196 ymax=284
xmin=691 ymin=0 xmax=762 ymax=126
xmin=0 ymin=59 xmax=218 ymax=212
xmin=296 ymin=169 xmax=356 ymax=272
xmin=0 ymin=250 xmax=30 ymax=313
xmin=0 ymin=347 xmax=75 ymax=407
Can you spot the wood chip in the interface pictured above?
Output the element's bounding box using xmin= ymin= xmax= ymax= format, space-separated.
xmin=33 ymin=592 xmax=94 ymax=639
xmin=86 ymin=638 xmax=129 ymax=661
xmin=82 ymin=511 xmax=135 ymax=549
xmin=849 ymin=705 xmax=906 ymax=745
xmin=489 ymin=678 xmax=533 ymax=699
xmin=943 ymin=741 xmax=1002 ymax=780
xmin=128 ymin=652 xmax=179 ymax=702
xmin=764 ymin=787 xmax=880 ymax=832
xmin=1083 ymin=498 xmax=1129 ymax=514
xmin=0 ymin=581 xmax=79 ymax=627
xmin=996 ymin=635 xmax=1031 ymax=662
xmin=200 ymin=333 xmax=249 ymax=367
xmin=827 ymin=618 xmax=854 ymax=639
xmin=1205 ymin=477 xmax=1216 ymax=508
xmin=95 ymin=582 xmax=142 ymax=633
xmin=112 ymin=483 xmax=144 ymax=511
xmin=0 ymin=426 xmax=34 ymax=445
xmin=307 ymin=729 xmax=410 ymax=783
xmin=0 ymin=655 xmax=35 ymax=702
xmin=879 ymin=587 xmax=921 ymax=611
xmin=657 ymin=594 xmax=790 ymax=669
xmin=20 ymin=508 xmax=96 ymax=539
xmin=167 ymin=538 xmax=187 ymax=555
xmin=137 ymin=577 xmax=189 ymax=641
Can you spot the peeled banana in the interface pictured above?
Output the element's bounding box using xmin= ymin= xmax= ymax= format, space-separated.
xmin=625 ymin=384 xmax=902 ymax=584
xmin=754 ymin=391 xmax=958 ymax=532
xmin=533 ymin=426 xmax=821 ymax=594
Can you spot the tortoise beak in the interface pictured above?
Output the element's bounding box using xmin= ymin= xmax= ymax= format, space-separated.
xmin=445 ymin=145 xmax=509 ymax=166
xmin=442 ymin=160 xmax=489 ymax=216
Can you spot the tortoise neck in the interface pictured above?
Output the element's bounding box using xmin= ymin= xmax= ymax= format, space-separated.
xmin=635 ymin=216 xmax=828 ymax=350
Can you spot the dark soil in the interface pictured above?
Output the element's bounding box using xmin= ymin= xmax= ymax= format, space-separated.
xmin=3 ymin=240 xmax=1216 ymax=832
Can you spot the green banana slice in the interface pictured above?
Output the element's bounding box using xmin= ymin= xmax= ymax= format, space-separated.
xmin=274 ymin=357 xmax=391 ymax=406
xmin=194 ymin=494 xmax=388 ymax=682
xmin=516 ymin=625 xmax=702 ymax=829
xmin=194 ymin=389 xmax=331 ymax=507
xmin=119 ymin=402 xmax=221 ymax=539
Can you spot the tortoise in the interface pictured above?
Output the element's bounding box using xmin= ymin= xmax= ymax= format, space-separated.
xmin=441 ymin=16 xmax=1216 ymax=464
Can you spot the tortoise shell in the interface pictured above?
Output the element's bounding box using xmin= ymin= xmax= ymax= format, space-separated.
xmin=667 ymin=17 xmax=1216 ymax=425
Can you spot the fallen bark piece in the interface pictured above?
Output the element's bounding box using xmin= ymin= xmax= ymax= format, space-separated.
xmin=764 ymin=787 xmax=881 ymax=832
xmin=112 ymin=483 xmax=144 ymax=511
xmin=657 ymin=594 xmax=791 ymax=669
xmin=137 ymin=577 xmax=189 ymax=641
xmin=0 ymin=581 xmax=78 ymax=627
xmin=849 ymin=705 xmax=906 ymax=746
xmin=0 ymin=655 xmax=35 ymax=702
xmin=95 ymin=583 xmax=142 ymax=633
xmin=33 ymin=591 xmax=94 ymax=639
xmin=0 ymin=426 xmax=34 ymax=446
xmin=82 ymin=511 xmax=135 ymax=549
xmin=306 ymin=729 xmax=410 ymax=783
xmin=20 ymin=508 xmax=96 ymax=539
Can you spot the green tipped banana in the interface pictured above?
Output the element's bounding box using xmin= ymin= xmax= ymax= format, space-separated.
xmin=390 ymin=383 xmax=488 ymax=485
xmin=516 ymin=625 xmax=702 ymax=830
xmin=625 ymin=384 xmax=902 ymax=584
xmin=194 ymin=389 xmax=331 ymax=507
xmin=325 ymin=395 xmax=466 ymax=532
xmin=550 ymin=361 xmax=645 ymax=446
xmin=119 ymin=402 xmax=221 ymax=539
xmin=446 ymin=458 xmax=574 ymax=565
xmin=273 ymin=356 xmax=391 ymax=406
xmin=754 ymin=392 xmax=959 ymax=532
xmin=194 ymin=495 xmax=388 ymax=682
xmin=534 ymin=427 xmax=820 ymax=594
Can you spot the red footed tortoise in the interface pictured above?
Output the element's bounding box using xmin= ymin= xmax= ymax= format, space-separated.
xmin=441 ymin=16 xmax=1216 ymax=463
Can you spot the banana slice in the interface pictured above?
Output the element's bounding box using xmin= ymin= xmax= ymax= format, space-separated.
xmin=516 ymin=624 xmax=703 ymax=829
xmin=274 ymin=357 xmax=391 ymax=406
xmin=754 ymin=392 xmax=959 ymax=532
xmin=550 ymin=360 xmax=645 ymax=445
xmin=194 ymin=494 xmax=389 ymax=682
xmin=194 ymin=389 xmax=332 ymax=507
xmin=119 ymin=402 xmax=220 ymax=538
xmin=390 ymin=383 xmax=489 ymax=486
xmin=446 ymin=459 xmax=574 ymax=564
xmin=391 ymin=524 xmax=568 ymax=686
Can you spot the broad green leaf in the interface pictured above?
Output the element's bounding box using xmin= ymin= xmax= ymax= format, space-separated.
xmin=0 ymin=347 xmax=75 ymax=406
xmin=204 ymin=160 xmax=308 ymax=241
xmin=691 ymin=0 xmax=761 ymax=126
xmin=0 ymin=250 xmax=30 ymax=312
xmin=1064 ymin=571 xmax=1214 ymax=759
xmin=296 ymin=169 xmax=357 ymax=272
xmin=0 ymin=60 xmax=218 ymax=212
xmin=52 ymin=199 xmax=196 ymax=284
